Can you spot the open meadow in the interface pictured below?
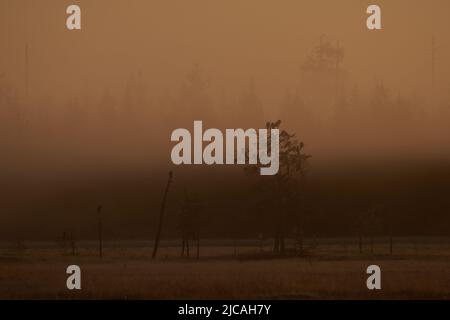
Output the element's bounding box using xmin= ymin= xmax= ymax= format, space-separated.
xmin=1 ymin=238 xmax=449 ymax=299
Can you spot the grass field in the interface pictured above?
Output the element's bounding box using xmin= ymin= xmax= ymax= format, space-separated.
xmin=0 ymin=238 xmax=449 ymax=299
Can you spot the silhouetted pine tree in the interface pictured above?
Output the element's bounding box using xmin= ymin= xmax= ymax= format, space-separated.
xmin=244 ymin=120 xmax=311 ymax=255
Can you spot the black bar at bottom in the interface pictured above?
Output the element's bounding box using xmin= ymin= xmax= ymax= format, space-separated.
xmin=0 ymin=300 xmax=445 ymax=319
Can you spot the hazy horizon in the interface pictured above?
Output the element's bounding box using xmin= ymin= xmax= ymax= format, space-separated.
xmin=1 ymin=0 xmax=450 ymax=239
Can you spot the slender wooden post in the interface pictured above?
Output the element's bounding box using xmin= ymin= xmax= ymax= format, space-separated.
xmin=181 ymin=239 xmax=185 ymax=257
xmin=196 ymin=237 xmax=200 ymax=260
xmin=152 ymin=171 xmax=173 ymax=259
xmin=359 ymin=235 xmax=363 ymax=254
xmin=389 ymin=236 xmax=393 ymax=255
xmin=62 ymin=231 xmax=67 ymax=254
xmin=299 ymin=233 xmax=303 ymax=252
xmin=70 ymin=232 xmax=75 ymax=256
xmin=187 ymin=239 xmax=190 ymax=257
xmin=98 ymin=205 xmax=103 ymax=259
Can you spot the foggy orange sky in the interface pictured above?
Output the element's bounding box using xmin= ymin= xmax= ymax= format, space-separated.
xmin=1 ymin=0 xmax=450 ymax=173
xmin=1 ymin=1 xmax=450 ymax=239
xmin=1 ymin=0 xmax=449 ymax=106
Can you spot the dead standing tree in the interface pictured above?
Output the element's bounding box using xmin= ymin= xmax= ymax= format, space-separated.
xmin=244 ymin=121 xmax=311 ymax=255
xmin=355 ymin=205 xmax=385 ymax=255
xmin=69 ymin=231 xmax=76 ymax=256
xmin=178 ymin=189 xmax=203 ymax=259
xmin=97 ymin=205 xmax=103 ymax=259
xmin=152 ymin=171 xmax=173 ymax=259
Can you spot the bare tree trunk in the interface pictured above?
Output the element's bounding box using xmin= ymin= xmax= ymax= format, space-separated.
xmin=152 ymin=171 xmax=173 ymax=260
xmin=62 ymin=231 xmax=67 ymax=255
xmin=273 ymin=233 xmax=280 ymax=253
xmin=181 ymin=239 xmax=185 ymax=257
xmin=196 ymin=237 xmax=200 ymax=260
xmin=359 ymin=235 xmax=363 ymax=254
xmin=389 ymin=236 xmax=393 ymax=255
xmin=70 ymin=232 xmax=75 ymax=256
xmin=299 ymin=233 xmax=303 ymax=252
xmin=97 ymin=205 xmax=103 ymax=259
xmin=258 ymin=234 xmax=264 ymax=253
xmin=280 ymin=234 xmax=285 ymax=255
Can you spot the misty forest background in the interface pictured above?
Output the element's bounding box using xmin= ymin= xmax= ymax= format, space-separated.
xmin=1 ymin=35 xmax=450 ymax=252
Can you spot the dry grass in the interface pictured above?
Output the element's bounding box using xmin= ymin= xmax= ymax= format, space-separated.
xmin=0 ymin=240 xmax=449 ymax=299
